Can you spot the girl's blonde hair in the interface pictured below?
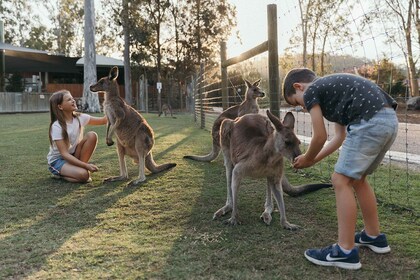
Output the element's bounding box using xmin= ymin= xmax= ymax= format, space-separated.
xmin=48 ymin=90 xmax=80 ymax=146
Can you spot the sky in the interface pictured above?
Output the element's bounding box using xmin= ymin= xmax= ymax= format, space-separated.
xmin=29 ymin=0 xmax=406 ymax=65
xmin=226 ymin=0 xmax=299 ymax=58
xmin=226 ymin=0 xmax=407 ymax=65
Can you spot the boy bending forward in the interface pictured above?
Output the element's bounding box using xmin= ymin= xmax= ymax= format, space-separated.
xmin=283 ymin=68 xmax=398 ymax=270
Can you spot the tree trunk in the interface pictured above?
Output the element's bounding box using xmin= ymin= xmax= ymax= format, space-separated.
xmin=123 ymin=0 xmax=132 ymax=105
xmin=82 ymin=0 xmax=101 ymax=112
xmin=298 ymin=0 xmax=308 ymax=67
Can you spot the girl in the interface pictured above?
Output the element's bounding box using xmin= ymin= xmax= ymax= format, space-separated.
xmin=47 ymin=90 xmax=107 ymax=183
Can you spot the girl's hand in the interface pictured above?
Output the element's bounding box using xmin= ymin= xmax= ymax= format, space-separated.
xmin=85 ymin=163 xmax=99 ymax=172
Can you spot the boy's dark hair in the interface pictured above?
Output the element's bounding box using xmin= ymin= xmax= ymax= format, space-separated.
xmin=282 ymin=68 xmax=317 ymax=104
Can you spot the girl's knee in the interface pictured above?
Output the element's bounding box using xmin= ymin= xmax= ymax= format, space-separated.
xmin=86 ymin=131 xmax=98 ymax=142
xmin=77 ymin=170 xmax=91 ymax=182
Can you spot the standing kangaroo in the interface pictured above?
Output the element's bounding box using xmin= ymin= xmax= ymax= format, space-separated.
xmin=214 ymin=110 xmax=311 ymax=229
xmin=184 ymin=79 xmax=331 ymax=197
xmin=90 ymin=66 xmax=176 ymax=185
xmin=184 ymin=79 xmax=264 ymax=162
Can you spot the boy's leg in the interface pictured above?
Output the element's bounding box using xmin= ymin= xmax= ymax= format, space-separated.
xmin=353 ymin=175 xmax=380 ymax=236
xmin=304 ymin=171 xmax=362 ymax=270
xmin=332 ymin=172 xmax=357 ymax=250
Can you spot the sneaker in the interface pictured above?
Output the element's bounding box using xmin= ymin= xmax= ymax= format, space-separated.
xmin=304 ymin=244 xmax=361 ymax=270
xmin=355 ymin=230 xmax=391 ymax=254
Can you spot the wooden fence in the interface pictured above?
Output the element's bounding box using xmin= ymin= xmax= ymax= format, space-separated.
xmin=0 ymin=92 xmax=52 ymax=113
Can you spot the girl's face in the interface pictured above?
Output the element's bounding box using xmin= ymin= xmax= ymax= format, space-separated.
xmin=58 ymin=93 xmax=77 ymax=112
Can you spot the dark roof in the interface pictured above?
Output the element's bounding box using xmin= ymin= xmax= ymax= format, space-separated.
xmin=0 ymin=42 xmax=48 ymax=54
xmin=0 ymin=43 xmax=124 ymax=74
xmin=4 ymin=50 xmax=80 ymax=73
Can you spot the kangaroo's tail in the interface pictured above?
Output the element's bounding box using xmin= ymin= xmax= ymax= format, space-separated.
xmin=219 ymin=119 xmax=234 ymax=148
xmin=183 ymin=142 xmax=221 ymax=162
xmin=281 ymin=176 xmax=332 ymax=197
xmin=146 ymin=152 xmax=176 ymax=174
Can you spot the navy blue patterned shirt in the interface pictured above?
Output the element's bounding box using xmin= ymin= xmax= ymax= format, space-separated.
xmin=304 ymin=73 xmax=397 ymax=125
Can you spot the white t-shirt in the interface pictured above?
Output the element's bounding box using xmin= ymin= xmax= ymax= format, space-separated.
xmin=47 ymin=113 xmax=90 ymax=164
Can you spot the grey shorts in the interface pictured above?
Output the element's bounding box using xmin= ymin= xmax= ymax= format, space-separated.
xmin=335 ymin=108 xmax=398 ymax=180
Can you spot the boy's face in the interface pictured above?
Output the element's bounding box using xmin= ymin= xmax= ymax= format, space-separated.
xmin=287 ymin=82 xmax=308 ymax=107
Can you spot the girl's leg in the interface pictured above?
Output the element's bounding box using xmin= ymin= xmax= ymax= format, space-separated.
xmin=353 ymin=175 xmax=380 ymax=236
xmin=74 ymin=131 xmax=98 ymax=162
xmin=60 ymin=131 xmax=98 ymax=183
xmin=331 ymin=172 xmax=357 ymax=250
xmin=60 ymin=163 xmax=90 ymax=183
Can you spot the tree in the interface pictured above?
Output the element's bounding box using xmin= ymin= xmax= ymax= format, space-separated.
xmin=1 ymin=0 xmax=34 ymax=46
xmin=25 ymin=26 xmax=54 ymax=51
xmin=82 ymin=0 xmax=101 ymax=112
xmin=41 ymin=0 xmax=84 ymax=56
xmin=364 ymin=0 xmax=419 ymax=97
xmin=297 ymin=0 xmax=315 ymax=67
xmin=357 ymin=58 xmax=407 ymax=97
xmin=122 ymin=0 xmax=133 ymax=105
xmin=5 ymin=73 xmax=24 ymax=92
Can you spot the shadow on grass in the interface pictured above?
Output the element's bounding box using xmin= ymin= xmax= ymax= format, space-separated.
xmin=143 ymin=139 xmax=418 ymax=279
xmin=0 ymin=166 xmax=189 ymax=279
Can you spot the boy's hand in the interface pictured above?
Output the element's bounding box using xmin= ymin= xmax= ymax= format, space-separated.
xmin=293 ymin=154 xmax=315 ymax=169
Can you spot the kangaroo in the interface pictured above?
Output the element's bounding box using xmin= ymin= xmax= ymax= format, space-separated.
xmin=90 ymin=66 xmax=176 ymax=185
xmin=213 ymin=110 xmax=329 ymax=229
xmin=184 ymin=79 xmax=330 ymax=197
xmin=158 ymin=103 xmax=174 ymax=118
xmin=184 ymin=79 xmax=264 ymax=162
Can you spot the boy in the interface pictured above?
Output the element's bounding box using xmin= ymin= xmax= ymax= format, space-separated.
xmin=282 ymin=68 xmax=398 ymax=270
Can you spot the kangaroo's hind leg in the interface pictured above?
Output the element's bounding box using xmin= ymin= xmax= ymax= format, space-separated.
xmin=127 ymin=137 xmax=148 ymax=186
xmin=213 ymin=151 xmax=234 ymax=220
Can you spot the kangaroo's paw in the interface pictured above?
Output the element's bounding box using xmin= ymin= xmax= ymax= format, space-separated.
xmin=127 ymin=177 xmax=147 ymax=186
xmin=260 ymin=212 xmax=272 ymax=225
xmin=213 ymin=205 xmax=232 ymax=220
xmin=103 ymin=176 xmax=127 ymax=183
xmin=106 ymin=139 xmax=114 ymax=146
xmin=224 ymin=216 xmax=241 ymax=226
xmin=281 ymin=221 xmax=300 ymax=231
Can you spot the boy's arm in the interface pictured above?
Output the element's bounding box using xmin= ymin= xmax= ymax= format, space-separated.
xmin=313 ymin=123 xmax=346 ymax=163
xmin=293 ymin=104 xmax=327 ymax=168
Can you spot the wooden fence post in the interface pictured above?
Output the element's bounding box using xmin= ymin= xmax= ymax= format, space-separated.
xmin=199 ymin=63 xmax=205 ymax=129
xmin=267 ymin=4 xmax=280 ymax=116
xmin=220 ymin=42 xmax=229 ymax=110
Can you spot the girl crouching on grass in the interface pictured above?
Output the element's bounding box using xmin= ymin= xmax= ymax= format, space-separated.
xmin=47 ymin=90 xmax=107 ymax=183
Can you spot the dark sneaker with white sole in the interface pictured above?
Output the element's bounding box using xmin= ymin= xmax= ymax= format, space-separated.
xmin=355 ymin=230 xmax=391 ymax=253
xmin=304 ymin=244 xmax=361 ymax=270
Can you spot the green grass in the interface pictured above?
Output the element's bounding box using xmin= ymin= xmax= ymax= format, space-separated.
xmin=0 ymin=112 xmax=418 ymax=279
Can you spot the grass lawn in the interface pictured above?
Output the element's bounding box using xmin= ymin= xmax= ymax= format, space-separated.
xmin=0 ymin=112 xmax=418 ymax=279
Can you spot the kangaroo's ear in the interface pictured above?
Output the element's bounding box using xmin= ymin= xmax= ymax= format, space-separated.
xmin=283 ymin=112 xmax=295 ymax=129
xmin=253 ymin=79 xmax=261 ymax=87
xmin=244 ymin=79 xmax=252 ymax=88
xmin=266 ymin=110 xmax=284 ymax=131
xmin=109 ymin=66 xmax=119 ymax=80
